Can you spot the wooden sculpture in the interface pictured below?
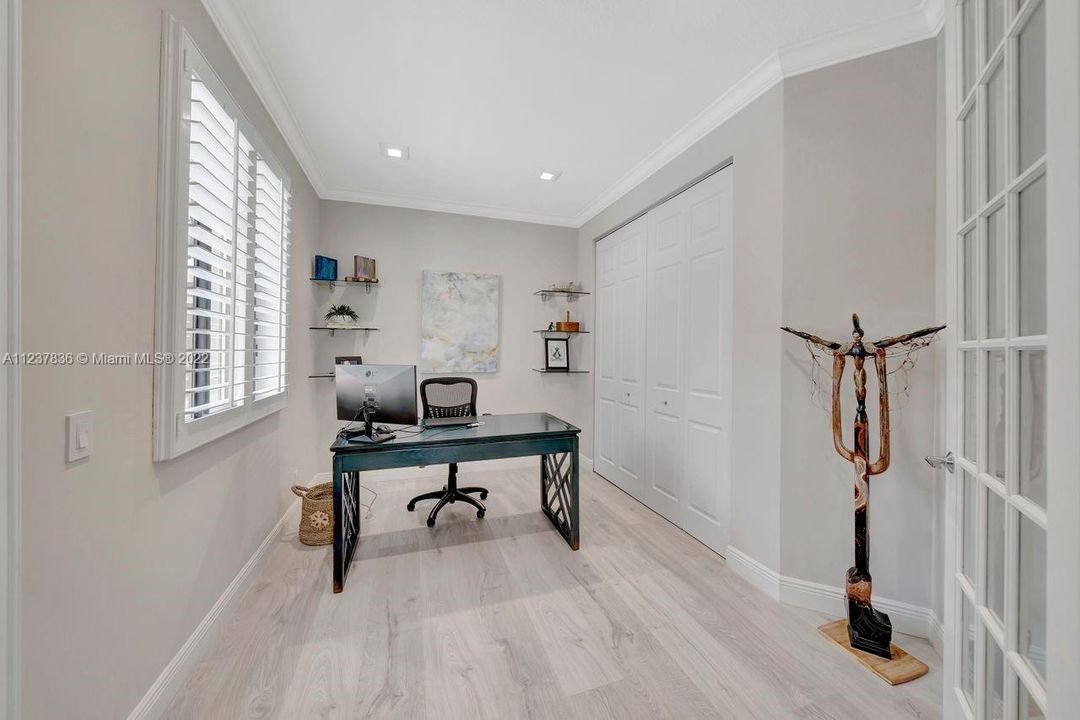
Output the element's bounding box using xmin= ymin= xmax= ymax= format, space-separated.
xmin=782 ymin=314 xmax=944 ymax=661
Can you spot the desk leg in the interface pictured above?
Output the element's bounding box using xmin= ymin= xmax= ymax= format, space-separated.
xmin=540 ymin=441 xmax=580 ymax=551
xmin=333 ymin=458 xmax=362 ymax=593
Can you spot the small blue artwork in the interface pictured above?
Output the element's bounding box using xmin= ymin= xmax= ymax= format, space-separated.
xmin=313 ymin=255 xmax=338 ymax=281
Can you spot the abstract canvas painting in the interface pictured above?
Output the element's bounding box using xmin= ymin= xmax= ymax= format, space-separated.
xmin=420 ymin=271 xmax=501 ymax=373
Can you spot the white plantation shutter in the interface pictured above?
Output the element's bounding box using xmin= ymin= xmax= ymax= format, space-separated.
xmin=252 ymin=158 xmax=289 ymax=399
xmin=154 ymin=22 xmax=290 ymax=460
xmin=185 ymin=74 xmax=239 ymax=420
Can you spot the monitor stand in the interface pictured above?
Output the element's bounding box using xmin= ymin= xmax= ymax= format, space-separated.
xmin=342 ymin=400 xmax=395 ymax=444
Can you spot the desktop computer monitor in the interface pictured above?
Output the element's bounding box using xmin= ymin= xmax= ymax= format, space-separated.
xmin=335 ymin=364 xmax=418 ymax=442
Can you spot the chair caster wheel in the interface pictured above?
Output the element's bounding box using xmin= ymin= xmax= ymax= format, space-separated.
xmin=426 ymin=517 xmax=436 ymax=528
xmin=477 ymin=510 xmax=485 ymax=519
xmin=480 ymin=491 xmax=488 ymax=500
xmin=407 ymin=503 xmax=416 ymax=512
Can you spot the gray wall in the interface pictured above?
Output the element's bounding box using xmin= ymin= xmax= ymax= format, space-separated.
xmin=577 ymin=85 xmax=786 ymax=572
xmin=316 ymin=201 xmax=582 ymax=450
xmin=22 ymin=1 xmax=322 ymax=717
xmin=779 ymin=39 xmax=939 ymax=606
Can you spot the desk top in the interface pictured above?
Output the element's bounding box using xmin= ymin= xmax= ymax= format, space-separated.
xmin=330 ymin=412 xmax=579 ymax=454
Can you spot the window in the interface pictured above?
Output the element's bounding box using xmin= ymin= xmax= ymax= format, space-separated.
xmin=154 ymin=18 xmax=290 ymax=460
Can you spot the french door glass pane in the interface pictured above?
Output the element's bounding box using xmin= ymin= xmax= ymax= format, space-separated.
xmin=963 ymin=110 xmax=978 ymax=220
xmin=1018 ymin=175 xmax=1047 ymax=336
xmin=985 ymin=0 xmax=1005 ymax=57
xmin=1019 ymin=349 xmax=1046 ymax=506
xmin=987 ymin=65 xmax=1007 ymax=199
xmin=962 ymin=0 xmax=977 ymax=96
xmin=1018 ymin=2 xmax=1046 ymax=172
xmin=987 ymin=489 xmax=1006 ymax=620
xmin=1019 ymin=515 xmax=1047 ymax=681
xmin=986 ymin=634 xmax=1005 ymax=720
xmin=964 ymin=230 xmax=978 ymax=340
xmin=987 ymin=350 xmax=1007 ymax=481
xmin=986 ymin=208 xmax=1007 ymax=338
xmin=963 ymin=470 xmax=978 ymax=578
xmin=963 ymin=351 xmax=978 ymax=458
xmin=962 ymin=595 xmax=977 ymax=706
xmin=1018 ymin=682 xmax=1045 ymax=719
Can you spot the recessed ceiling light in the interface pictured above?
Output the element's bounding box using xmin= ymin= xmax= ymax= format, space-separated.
xmin=380 ymin=143 xmax=410 ymax=160
xmin=539 ymin=169 xmax=562 ymax=182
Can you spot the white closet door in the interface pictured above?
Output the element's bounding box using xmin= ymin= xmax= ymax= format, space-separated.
xmin=593 ymin=216 xmax=646 ymax=496
xmin=594 ymin=232 xmax=620 ymax=483
xmin=643 ymin=193 xmax=687 ymax=522
xmin=678 ymin=169 xmax=733 ymax=552
xmin=614 ymin=219 xmax=646 ymax=495
xmin=643 ymin=167 xmax=733 ymax=552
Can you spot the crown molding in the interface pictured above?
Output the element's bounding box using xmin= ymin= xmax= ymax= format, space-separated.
xmin=200 ymin=0 xmax=328 ymax=195
xmin=205 ymin=0 xmax=944 ymax=230
xmin=778 ymin=0 xmax=943 ymax=78
xmin=321 ymin=187 xmax=579 ymax=228
xmin=573 ymin=0 xmax=944 ymax=227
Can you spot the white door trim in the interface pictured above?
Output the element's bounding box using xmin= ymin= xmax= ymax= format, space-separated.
xmin=1045 ymin=0 xmax=1080 ymax=714
xmin=0 ymin=0 xmax=21 ymax=716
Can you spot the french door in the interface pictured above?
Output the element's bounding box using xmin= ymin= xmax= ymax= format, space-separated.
xmin=945 ymin=1 xmax=1050 ymax=718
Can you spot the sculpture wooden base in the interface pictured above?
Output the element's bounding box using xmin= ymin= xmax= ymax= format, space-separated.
xmin=818 ymin=619 xmax=929 ymax=686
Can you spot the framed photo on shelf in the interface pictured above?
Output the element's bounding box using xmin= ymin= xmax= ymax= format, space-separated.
xmin=334 ymin=356 xmax=363 ymax=365
xmin=544 ymin=337 xmax=569 ymax=371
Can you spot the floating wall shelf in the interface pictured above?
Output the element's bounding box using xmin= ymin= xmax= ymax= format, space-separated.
xmin=310 ymin=278 xmax=379 ymax=292
xmin=309 ymin=326 xmax=379 ymax=337
xmin=531 ymin=368 xmax=590 ymax=374
xmin=533 ymin=329 xmax=589 ymax=334
xmin=534 ymin=289 xmax=589 ymax=301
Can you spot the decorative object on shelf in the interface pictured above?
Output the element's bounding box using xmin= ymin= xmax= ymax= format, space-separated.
xmin=346 ymin=255 xmax=377 ymax=283
xmin=420 ymin=270 xmax=501 ymax=373
xmin=545 ymin=337 xmax=570 ymax=371
xmin=313 ymin=255 xmax=338 ymax=281
xmin=325 ymin=303 xmax=360 ymax=328
xmin=335 ymin=355 xmax=363 ymax=365
xmin=782 ymin=313 xmax=943 ymax=679
xmin=292 ymin=483 xmax=334 ymax=546
xmin=547 ymin=321 xmax=555 ymax=331
xmin=555 ymin=310 xmax=580 ymax=333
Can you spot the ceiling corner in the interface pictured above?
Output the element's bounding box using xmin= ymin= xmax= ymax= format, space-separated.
xmin=200 ymin=0 xmax=330 ymax=197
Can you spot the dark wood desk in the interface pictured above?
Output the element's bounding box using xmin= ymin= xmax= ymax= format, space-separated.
xmin=329 ymin=412 xmax=581 ymax=592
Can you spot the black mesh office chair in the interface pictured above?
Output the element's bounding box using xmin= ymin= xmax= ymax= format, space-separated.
xmin=406 ymin=377 xmax=488 ymax=527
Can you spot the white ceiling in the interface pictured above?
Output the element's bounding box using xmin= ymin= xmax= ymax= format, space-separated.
xmin=207 ymin=0 xmax=942 ymax=227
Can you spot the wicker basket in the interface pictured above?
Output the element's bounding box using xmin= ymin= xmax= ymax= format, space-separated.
xmin=292 ymin=483 xmax=334 ymax=546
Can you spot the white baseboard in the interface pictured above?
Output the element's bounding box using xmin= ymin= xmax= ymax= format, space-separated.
xmin=725 ymin=545 xmax=937 ymax=642
xmin=929 ymin=610 xmax=944 ymax=654
xmin=127 ymin=496 xmax=299 ymax=719
xmin=724 ymin=545 xmax=781 ymax=600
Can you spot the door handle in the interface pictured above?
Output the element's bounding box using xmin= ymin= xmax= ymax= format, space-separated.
xmin=925 ymin=451 xmax=955 ymax=474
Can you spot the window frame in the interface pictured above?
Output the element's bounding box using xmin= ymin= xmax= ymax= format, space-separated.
xmin=154 ymin=15 xmax=289 ymax=461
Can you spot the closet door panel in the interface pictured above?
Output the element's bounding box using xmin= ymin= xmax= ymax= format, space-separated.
xmin=679 ymin=169 xmax=733 ymax=552
xmin=593 ymin=234 xmax=620 ymax=483
xmin=644 ymin=199 xmax=686 ymax=520
xmin=615 ymin=219 xmax=646 ymax=494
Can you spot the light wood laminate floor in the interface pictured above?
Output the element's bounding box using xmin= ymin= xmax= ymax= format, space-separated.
xmin=166 ymin=467 xmax=942 ymax=719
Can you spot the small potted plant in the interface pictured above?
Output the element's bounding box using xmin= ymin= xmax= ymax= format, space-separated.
xmin=325 ymin=304 xmax=359 ymax=328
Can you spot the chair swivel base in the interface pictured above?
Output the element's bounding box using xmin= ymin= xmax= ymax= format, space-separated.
xmin=407 ymin=485 xmax=488 ymax=527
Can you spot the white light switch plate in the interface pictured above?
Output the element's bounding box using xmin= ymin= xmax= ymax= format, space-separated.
xmin=66 ymin=410 xmax=94 ymax=462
